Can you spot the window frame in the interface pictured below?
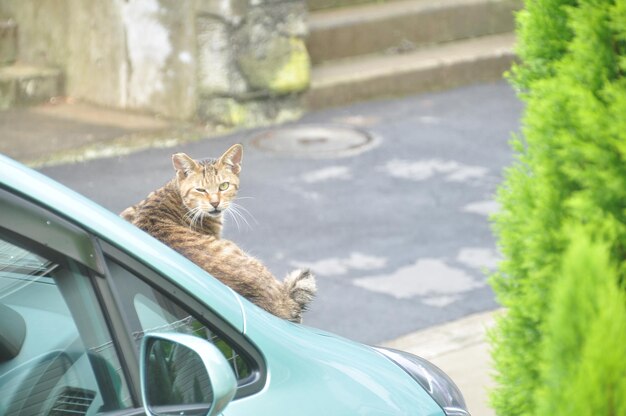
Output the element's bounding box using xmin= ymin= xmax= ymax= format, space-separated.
xmin=0 ymin=185 xmax=267 ymax=415
xmin=0 ymin=187 xmax=143 ymax=413
xmin=1 ymin=186 xmax=268 ymax=408
xmin=99 ymin=241 xmax=268 ymax=400
xmin=0 ymin=188 xmax=104 ymax=275
xmin=0 ymin=230 xmax=140 ymax=414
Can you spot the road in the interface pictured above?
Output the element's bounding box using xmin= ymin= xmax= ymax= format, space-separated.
xmin=40 ymin=81 xmax=522 ymax=344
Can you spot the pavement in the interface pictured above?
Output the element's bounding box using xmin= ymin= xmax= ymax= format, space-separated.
xmin=384 ymin=309 xmax=500 ymax=416
xmin=0 ymin=99 xmax=213 ymax=168
xmin=0 ymin=86 xmax=515 ymax=416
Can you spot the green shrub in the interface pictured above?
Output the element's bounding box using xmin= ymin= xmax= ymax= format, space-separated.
xmin=534 ymin=231 xmax=626 ymax=415
xmin=489 ymin=0 xmax=626 ymax=415
xmin=509 ymin=0 xmax=577 ymax=92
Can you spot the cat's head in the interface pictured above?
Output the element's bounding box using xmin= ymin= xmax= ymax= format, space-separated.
xmin=171 ymin=144 xmax=243 ymax=217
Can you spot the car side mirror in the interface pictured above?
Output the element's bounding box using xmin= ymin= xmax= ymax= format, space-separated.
xmin=140 ymin=332 xmax=237 ymax=416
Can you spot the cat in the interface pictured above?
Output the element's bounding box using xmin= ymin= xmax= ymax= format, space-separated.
xmin=120 ymin=144 xmax=316 ymax=323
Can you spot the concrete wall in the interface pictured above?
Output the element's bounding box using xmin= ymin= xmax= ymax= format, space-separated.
xmin=0 ymin=0 xmax=197 ymax=119
xmin=0 ymin=0 xmax=309 ymax=124
xmin=0 ymin=1 xmax=69 ymax=68
xmin=195 ymin=0 xmax=310 ymax=126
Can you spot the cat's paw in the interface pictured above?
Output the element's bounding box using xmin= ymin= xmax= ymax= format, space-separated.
xmin=119 ymin=206 xmax=137 ymax=222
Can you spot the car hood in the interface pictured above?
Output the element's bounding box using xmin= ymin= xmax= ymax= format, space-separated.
xmin=229 ymin=297 xmax=445 ymax=416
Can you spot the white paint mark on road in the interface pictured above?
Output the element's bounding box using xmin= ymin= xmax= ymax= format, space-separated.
xmin=445 ymin=165 xmax=489 ymax=182
xmin=457 ymin=248 xmax=500 ymax=271
xmin=417 ymin=115 xmax=441 ymax=124
xmin=302 ymin=166 xmax=352 ymax=183
xmin=353 ymin=258 xmax=484 ymax=303
xmin=292 ymin=252 xmax=387 ymax=276
xmin=289 ymin=186 xmax=322 ymax=201
xmin=463 ymin=200 xmax=500 ymax=216
xmin=380 ymin=159 xmax=487 ymax=183
xmin=422 ymin=295 xmax=461 ymax=307
xmin=381 ymin=159 xmax=458 ymax=181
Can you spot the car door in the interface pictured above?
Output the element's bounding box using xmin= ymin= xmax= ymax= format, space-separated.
xmin=0 ymin=187 xmax=265 ymax=416
xmin=0 ymin=190 xmax=140 ymax=416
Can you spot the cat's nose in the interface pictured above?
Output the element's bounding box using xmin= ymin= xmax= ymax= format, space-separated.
xmin=210 ymin=201 xmax=220 ymax=208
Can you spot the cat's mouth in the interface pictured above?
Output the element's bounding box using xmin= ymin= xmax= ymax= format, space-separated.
xmin=207 ymin=209 xmax=222 ymax=217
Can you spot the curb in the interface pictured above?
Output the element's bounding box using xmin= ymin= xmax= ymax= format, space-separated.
xmin=382 ymin=309 xmax=500 ymax=359
xmin=382 ymin=309 xmax=503 ymax=416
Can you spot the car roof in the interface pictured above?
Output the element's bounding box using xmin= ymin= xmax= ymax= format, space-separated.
xmin=0 ymin=154 xmax=244 ymax=330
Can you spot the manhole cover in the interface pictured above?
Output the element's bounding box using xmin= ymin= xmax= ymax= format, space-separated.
xmin=251 ymin=124 xmax=377 ymax=158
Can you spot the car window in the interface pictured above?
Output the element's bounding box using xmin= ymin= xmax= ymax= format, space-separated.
xmin=0 ymin=235 xmax=133 ymax=415
xmin=106 ymin=259 xmax=252 ymax=384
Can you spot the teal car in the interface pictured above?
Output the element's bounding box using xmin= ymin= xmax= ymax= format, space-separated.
xmin=0 ymin=154 xmax=470 ymax=416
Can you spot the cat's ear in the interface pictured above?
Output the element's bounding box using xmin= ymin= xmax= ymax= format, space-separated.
xmin=218 ymin=144 xmax=243 ymax=175
xmin=172 ymin=153 xmax=199 ymax=177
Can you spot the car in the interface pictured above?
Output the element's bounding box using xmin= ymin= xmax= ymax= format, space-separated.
xmin=0 ymin=153 xmax=470 ymax=416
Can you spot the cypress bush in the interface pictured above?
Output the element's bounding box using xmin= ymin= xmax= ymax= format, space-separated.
xmin=489 ymin=0 xmax=626 ymax=414
xmin=533 ymin=231 xmax=626 ymax=415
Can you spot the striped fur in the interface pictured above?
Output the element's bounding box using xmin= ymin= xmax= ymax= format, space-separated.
xmin=120 ymin=144 xmax=316 ymax=322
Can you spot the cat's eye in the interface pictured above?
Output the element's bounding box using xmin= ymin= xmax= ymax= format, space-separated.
xmin=195 ymin=187 xmax=206 ymax=193
xmin=219 ymin=182 xmax=229 ymax=191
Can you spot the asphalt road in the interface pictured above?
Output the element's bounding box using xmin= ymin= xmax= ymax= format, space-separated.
xmin=41 ymin=81 xmax=522 ymax=344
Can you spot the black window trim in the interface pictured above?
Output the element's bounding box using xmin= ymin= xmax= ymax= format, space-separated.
xmin=99 ymin=240 xmax=268 ymax=400
xmin=88 ymin=238 xmax=143 ymax=407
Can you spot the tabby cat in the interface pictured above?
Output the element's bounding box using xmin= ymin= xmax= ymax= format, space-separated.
xmin=121 ymin=144 xmax=316 ymax=322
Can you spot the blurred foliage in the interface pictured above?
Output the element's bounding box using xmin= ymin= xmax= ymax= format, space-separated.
xmin=533 ymin=232 xmax=626 ymax=415
xmin=489 ymin=0 xmax=626 ymax=414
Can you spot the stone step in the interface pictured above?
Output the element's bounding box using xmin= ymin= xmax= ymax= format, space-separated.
xmin=307 ymin=0 xmax=521 ymax=65
xmin=0 ymin=18 xmax=17 ymax=65
xmin=304 ymin=32 xmax=515 ymax=110
xmin=0 ymin=64 xmax=63 ymax=110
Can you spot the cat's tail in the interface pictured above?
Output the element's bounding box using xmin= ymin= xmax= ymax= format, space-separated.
xmin=284 ymin=268 xmax=317 ymax=315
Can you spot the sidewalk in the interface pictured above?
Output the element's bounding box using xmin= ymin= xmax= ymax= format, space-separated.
xmin=383 ymin=310 xmax=501 ymax=416
xmin=0 ymin=100 xmax=214 ymax=167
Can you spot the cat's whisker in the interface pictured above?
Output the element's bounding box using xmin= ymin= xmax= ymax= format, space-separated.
xmin=194 ymin=209 xmax=207 ymax=231
xmin=186 ymin=206 xmax=205 ymax=231
xmin=190 ymin=210 xmax=198 ymax=230
xmin=187 ymin=210 xmax=197 ymax=230
xmin=185 ymin=206 xmax=201 ymax=217
xmin=183 ymin=208 xmax=194 ymax=220
xmin=225 ymin=208 xmax=242 ymax=232
xmin=230 ymin=202 xmax=258 ymax=225
xmin=230 ymin=206 xmax=250 ymax=229
xmin=228 ymin=203 xmax=254 ymax=230
xmin=183 ymin=208 xmax=196 ymax=225
xmin=184 ymin=207 xmax=198 ymax=219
